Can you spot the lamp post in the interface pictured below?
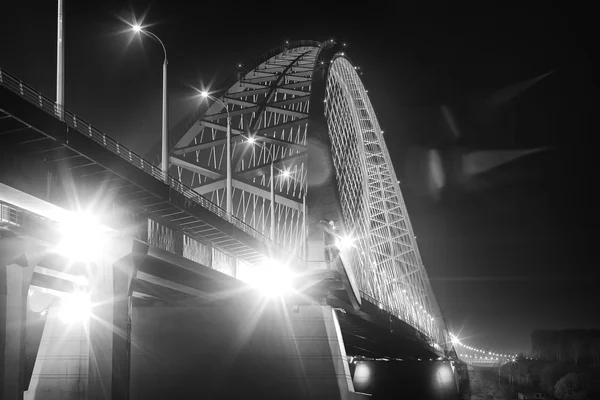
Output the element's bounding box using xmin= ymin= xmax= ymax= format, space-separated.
xmin=56 ymin=0 xmax=64 ymax=121
xmin=132 ymin=24 xmax=169 ymax=182
xmin=200 ymin=91 xmax=232 ymax=221
xmin=247 ymin=138 xmax=276 ymax=242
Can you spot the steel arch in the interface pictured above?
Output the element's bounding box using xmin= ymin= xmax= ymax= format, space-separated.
xmin=169 ymin=40 xmax=450 ymax=351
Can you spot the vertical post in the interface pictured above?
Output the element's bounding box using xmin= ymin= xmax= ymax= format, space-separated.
xmin=226 ymin=116 xmax=232 ymax=221
xmin=302 ymin=194 xmax=307 ymax=265
xmin=56 ymin=0 xmax=64 ymax=121
xmin=161 ymin=59 xmax=168 ymax=182
xmin=270 ymin=161 xmax=275 ymax=243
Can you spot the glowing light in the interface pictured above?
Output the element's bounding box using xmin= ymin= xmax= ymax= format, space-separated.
xmin=247 ymin=137 xmax=256 ymax=144
xmin=281 ymin=169 xmax=291 ymax=178
xmin=132 ymin=24 xmax=142 ymax=33
xmin=354 ymin=362 xmax=371 ymax=388
xmin=200 ymin=90 xmax=209 ymax=98
xmin=58 ymin=292 xmax=91 ymax=324
xmin=335 ymin=235 xmax=355 ymax=250
xmin=243 ymin=259 xmax=295 ymax=297
xmin=53 ymin=212 xmax=109 ymax=262
xmin=74 ymin=275 xmax=89 ymax=286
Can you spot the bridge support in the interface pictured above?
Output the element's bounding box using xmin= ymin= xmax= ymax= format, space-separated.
xmin=23 ymin=237 xmax=148 ymax=400
xmin=1 ymin=234 xmax=37 ymax=400
xmin=88 ymin=238 xmax=148 ymax=400
xmin=129 ymin=298 xmax=367 ymax=399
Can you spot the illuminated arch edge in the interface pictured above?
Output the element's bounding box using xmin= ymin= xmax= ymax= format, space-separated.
xmin=167 ymin=41 xmax=450 ymax=351
xmin=322 ymin=54 xmax=449 ymax=349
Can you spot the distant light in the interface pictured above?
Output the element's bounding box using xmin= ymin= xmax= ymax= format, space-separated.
xmin=238 ymin=63 xmax=242 ymax=68
xmin=132 ymin=24 xmax=142 ymax=33
xmin=281 ymin=169 xmax=291 ymax=178
xmin=285 ymin=40 xmax=289 ymax=44
xmin=342 ymin=43 xmax=347 ymax=46
xmin=340 ymin=52 xmax=345 ymax=56
xmin=58 ymin=292 xmax=91 ymax=324
xmin=450 ymin=334 xmax=461 ymax=346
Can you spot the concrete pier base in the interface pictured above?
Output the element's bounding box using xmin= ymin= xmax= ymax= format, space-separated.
xmin=130 ymin=299 xmax=363 ymax=400
xmin=1 ymin=262 xmax=34 ymax=400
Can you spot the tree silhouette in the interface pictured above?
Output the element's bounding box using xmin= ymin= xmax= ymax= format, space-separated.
xmin=554 ymin=372 xmax=589 ymax=400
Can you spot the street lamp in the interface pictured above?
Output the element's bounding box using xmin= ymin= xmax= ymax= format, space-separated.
xmin=199 ymin=91 xmax=232 ymax=221
xmin=247 ymin=137 xmax=276 ymax=242
xmin=131 ymin=24 xmax=169 ymax=182
xmin=56 ymin=0 xmax=64 ymax=121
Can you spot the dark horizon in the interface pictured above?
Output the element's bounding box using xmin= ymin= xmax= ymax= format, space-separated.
xmin=1 ymin=0 xmax=595 ymax=355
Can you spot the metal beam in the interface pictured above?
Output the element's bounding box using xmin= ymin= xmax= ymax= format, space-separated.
xmin=227 ymin=87 xmax=270 ymax=98
xmin=169 ymin=156 xmax=223 ymax=179
xmin=235 ymin=151 xmax=307 ymax=178
xmin=265 ymin=105 xmax=308 ymax=119
xmin=172 ymin=133 xmax=243 ymax=155
xmin=233 ymin=180 xmax=303 ymax=211
xmin=204 ymin=106 xmax=259 ymax=121
xmin=193 ymin=179 xmax=226 ymax=195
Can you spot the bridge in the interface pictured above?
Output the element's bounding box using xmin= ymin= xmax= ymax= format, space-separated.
xmin=1 ymin=40 xmax=471 ymax=399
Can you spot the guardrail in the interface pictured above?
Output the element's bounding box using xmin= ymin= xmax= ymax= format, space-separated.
xmin=0 ymin=67 xmax=275 ymax=253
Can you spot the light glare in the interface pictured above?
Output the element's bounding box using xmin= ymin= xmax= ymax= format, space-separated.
xmin=58 ymin=292 xmax=91 ymax=324
xmin=244 ymin=259 xmax=294 ymax=297
xmin=132 ymin=24 xmax=142 ymax=33
xmin=335 ymin=235 xmax=355 ymax=250
xmin=53 ymin=212 xmax=108 ymax=262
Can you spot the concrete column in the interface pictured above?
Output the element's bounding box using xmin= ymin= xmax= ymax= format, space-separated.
xmin=24 ymin=305 xmax=90 ymax=400
xmin=88 ymin=238 xmax=148 ymax=400
xmin=23 ymin=237 xmax=147 ymax=400
xmin=1 ymin=233 xmax=36 ymax=400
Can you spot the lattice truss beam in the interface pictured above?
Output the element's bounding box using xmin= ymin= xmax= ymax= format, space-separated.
xmin=324 ymin=57 xmax=449 ymax=347
xmin=171 ymin=47 xmax=318 ymax=257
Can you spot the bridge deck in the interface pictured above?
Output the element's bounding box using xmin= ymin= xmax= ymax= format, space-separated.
xmin=0 ymin=68 xmax=288 ymax=266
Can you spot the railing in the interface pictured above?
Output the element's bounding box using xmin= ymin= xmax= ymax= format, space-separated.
xmin=167 ymin=40 xmax=323 ymax=152
xmin=0 ymin=67 xmax=274 ymax=253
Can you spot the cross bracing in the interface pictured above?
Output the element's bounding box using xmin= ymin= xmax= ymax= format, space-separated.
xmin=171 ymin=46 xmax=316 ymax=258
xmin=324 ymin=56 xmax=449 ymax=347
xmin=169 ymin=42 xmax=449 ymax=350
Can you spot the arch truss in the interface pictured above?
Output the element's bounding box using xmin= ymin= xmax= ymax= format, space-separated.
xmin=171 ymin=45 xmax=317 ymax=259
xmin=169 ymin=41 xmax=450 ymax=351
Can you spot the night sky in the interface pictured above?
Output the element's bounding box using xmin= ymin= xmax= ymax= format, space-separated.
xmin=1 ymin=1 xmax=594 ymax=354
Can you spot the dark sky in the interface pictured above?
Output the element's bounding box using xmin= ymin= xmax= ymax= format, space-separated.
xmin=1 ymin=1 xmax=595 ymax=354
